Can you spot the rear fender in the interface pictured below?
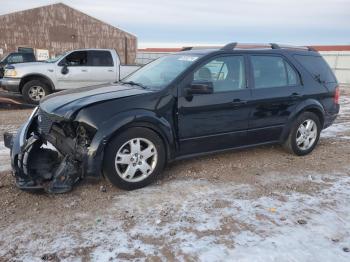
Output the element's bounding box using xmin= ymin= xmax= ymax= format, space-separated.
xmin=280 ymin=99 xmax=325 ymax=142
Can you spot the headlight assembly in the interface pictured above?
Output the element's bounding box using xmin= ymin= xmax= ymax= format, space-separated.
xmin=4 ymin=69 xmax=18 ymax=77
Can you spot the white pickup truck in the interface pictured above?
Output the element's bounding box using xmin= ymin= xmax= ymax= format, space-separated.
xmin=1 ymin=49 xmax=139 ymax=104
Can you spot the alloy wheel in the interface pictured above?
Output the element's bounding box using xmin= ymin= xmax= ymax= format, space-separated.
xmin=296 ymin=119 xmax=318 ymax=151
xmin=114 ymin=138 xmax=158 ymax=182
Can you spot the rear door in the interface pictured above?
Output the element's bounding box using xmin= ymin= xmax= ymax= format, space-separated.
xmin=247 ymin=54 xmax=302 ymax=144
xmin=87 ymin=50 xmax=117 ymax=84
xmin=177 ymin=54 xmax=252 ymax=155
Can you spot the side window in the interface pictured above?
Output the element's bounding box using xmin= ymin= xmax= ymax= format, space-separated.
xmin=193 ymin=56 xmax=245 ymax=93
xmin=285 ymin=62 xmax=298 ymax=85
xmin=7 ymin=54 xmax=24 ymax=63
xmin=88 ymin=51 xmax=114 ymax=67
xmin=251 ymin=56 xmax=288 ymax=88
xmin=59 ymin=51 xmax=88 ymax=66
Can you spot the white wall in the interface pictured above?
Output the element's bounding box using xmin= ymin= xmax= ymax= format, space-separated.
xmin=319 ymin=51 xmax=350 ymax=85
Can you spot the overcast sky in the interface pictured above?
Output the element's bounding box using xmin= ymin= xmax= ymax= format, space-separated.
xmin=0 ymin=0 xmax=349 ymax=47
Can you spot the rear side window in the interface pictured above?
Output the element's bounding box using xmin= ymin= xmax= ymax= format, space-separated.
xmin=294 ymin=55 xmax=336 ymax=83
xmin=88 ymin=51 xmax=114 ymax=67
xmin=23 ymin=53 xmax=35 ymax=62
xmin=251 ymin=56 xmax=298 ymax=88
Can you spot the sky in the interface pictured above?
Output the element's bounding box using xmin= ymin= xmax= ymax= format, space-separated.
xmin=0 ymin=0 xmax=349 ymax=48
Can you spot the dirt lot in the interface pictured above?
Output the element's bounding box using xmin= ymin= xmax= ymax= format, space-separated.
xmin=0 ymin=88 xmax=350 ymax=261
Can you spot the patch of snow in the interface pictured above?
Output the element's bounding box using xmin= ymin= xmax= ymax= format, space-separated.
xmin=1 ymin=173 xmax=350 ymax=261
xmin=0 ymin=141 xmax=11 ymax=172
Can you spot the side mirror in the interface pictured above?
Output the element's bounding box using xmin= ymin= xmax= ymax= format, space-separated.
xmin=61 ymin=64 xmax=69 ymax=75
xmin=187 ymin=81 xmax=214 ymax=95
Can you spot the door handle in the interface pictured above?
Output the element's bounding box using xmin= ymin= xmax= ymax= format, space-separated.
xmin=81 ymin=69 xmax=88 ymax=72
xmin=289 ymin=93 xmax=302 ymax=100
xmin=108 ymin=69 xmax=114 ymax=72
xmin=231 ymin=99 xmax=247 ymax=107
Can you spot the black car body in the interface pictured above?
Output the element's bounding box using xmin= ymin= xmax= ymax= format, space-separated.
xmin=4 ymin=43 xmax=340 ymax=192
xmin=0 ymin=52 xmax=36 ymax=78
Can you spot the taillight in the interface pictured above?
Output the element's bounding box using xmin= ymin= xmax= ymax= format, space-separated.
xmin=334 ymin=86 xmax=340 ymax=104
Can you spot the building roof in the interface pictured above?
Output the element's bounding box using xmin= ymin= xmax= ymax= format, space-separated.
xmin=0 ymin=3 xmax=136 ymax=38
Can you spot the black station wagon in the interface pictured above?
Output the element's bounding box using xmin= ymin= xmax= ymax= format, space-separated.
xmin=4 ymin=43 xmax=340 ymax=193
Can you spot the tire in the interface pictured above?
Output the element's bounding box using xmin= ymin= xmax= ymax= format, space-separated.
xmin=284 ymin=112 xmax=321 ymax=156
xmin=103 ymin=127 xmax=166 ymax=190
xmin=22 ymin=80 xmax=51 ymax=104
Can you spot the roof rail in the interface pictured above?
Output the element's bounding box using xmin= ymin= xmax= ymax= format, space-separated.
xmin=270 ymin=43 xmax=280 ymax=49
xmin=219 ymin=42 xmax=316 ymax=52
xmin=221 ymin=42 xmax=237 ymax=51
xmin=307 ymin=46 xmax=317 ymax=52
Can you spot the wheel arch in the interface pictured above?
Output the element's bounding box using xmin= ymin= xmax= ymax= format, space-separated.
xmin=19 ymin=74 xmax=55 ymax=93
xmin=84 ymin=110 xmax=176 ymax=178
xmin=280 ymin=99 xmax=325 ymax=142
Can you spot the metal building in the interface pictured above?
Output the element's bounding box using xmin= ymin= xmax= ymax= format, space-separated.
xmin=0 ymin=3 xmax=137 ymax=64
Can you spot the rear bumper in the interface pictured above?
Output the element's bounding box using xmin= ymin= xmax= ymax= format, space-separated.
xmin=1 ymin=77 xmax=21 ymax=93
xmin=324 ymin=113 xmax=338 ymax=129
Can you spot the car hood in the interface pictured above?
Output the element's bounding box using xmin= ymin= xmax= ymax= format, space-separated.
xmin=40 ymin=83 xmax=153 ymax=119
xmin=11 ymin=62 xmax=46 ymax=67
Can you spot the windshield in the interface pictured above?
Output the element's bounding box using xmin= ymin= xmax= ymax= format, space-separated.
xmin=123 ymin=54 xmax=203 ymax=89
xmin=45 ymin=53 xmax=65 ymax=63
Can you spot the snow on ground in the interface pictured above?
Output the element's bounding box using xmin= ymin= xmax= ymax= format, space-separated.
xmin=0 ymin=141 xmax=10 ymax=172
xmin=1 ymin=172 xmax=350 ymax=261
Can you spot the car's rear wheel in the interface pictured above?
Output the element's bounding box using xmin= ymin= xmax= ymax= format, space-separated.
xmin=22 ymin=80 xmax=50 ymax=104
xmin=284 ymin=112 xmax=321 ymax=156
xmin=103 ymin=127 xmax=166 ymax=190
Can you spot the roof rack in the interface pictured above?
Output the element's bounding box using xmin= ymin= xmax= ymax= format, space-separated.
xmin=219 ymin=42 xmax=315 ymax=51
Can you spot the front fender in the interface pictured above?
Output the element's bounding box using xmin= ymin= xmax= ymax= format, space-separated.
xmin=83 ymin=109 xmax=176 ymax=177
xmin=280 ymin=99 xmax=325 ymax=142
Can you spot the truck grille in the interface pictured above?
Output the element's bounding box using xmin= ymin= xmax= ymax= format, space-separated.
xmin=37 ymin=108 xmax=54 ymax=135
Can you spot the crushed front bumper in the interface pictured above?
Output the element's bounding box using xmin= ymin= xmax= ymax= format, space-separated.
xmin=3 ymin=108 xmax=84 ymax=192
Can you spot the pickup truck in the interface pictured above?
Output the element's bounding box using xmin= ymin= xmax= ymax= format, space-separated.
xmin=1 ymin=49 xmax=139 ymax=104
xmin=0 ymin=52 xmax=36 ymax=78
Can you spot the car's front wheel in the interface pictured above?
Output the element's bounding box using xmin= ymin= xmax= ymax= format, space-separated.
xmin=103 ymin=127 xmax=166 ymax=190
xmin=284 ymin=112 xmax=321 ymax=156
xmin=22 ymin=80 xmax=51 ymax=104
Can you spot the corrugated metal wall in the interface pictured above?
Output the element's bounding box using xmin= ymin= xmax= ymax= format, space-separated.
xmin=0 ymin=3 xmax=137 ymax=64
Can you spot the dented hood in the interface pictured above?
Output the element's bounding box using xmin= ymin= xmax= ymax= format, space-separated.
xmin=39 ymin=83 xmax=152 ymax=118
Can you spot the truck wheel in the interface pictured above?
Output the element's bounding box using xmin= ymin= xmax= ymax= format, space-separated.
xmin=103 ymin=127 xmax=166 ymax=190
xmin=284 ymin=112 xmax=321 ymax=156
xmin=22 ymin=80 xmax=51 ymax=104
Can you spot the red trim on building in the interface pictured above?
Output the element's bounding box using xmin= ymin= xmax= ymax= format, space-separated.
xmin=310 ymin=46 xmax=350 ymax=51
xmin=138 ymin=45 xmax=350 ymax=52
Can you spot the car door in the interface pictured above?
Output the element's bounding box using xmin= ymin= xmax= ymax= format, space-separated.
xmin=86 ymin=50 xmax=117 ymax=84
xmin=247 ymin=54 xmax=303 ymax=144
xmin=177 ymin=54 xmax=252 ymax=156
xmin=56 ymin=51 xmax=90 ymax=90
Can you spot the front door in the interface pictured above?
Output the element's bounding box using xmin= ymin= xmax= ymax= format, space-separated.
xmin=56 ymin=51 xmax=90 ymax=90
xmin=247 ymin=54 xmax=303 ymax=144
xmin=178 ymin=54 xmax=252 ymax=155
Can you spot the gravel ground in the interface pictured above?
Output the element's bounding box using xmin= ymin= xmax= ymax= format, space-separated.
xmin=0 ymin=88 xmax=350 ymax=261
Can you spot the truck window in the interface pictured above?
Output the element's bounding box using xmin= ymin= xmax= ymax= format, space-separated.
xmin=88 ymin=51 xmax=114 ymax=67
xmin=294 ymin=55 xmax=336 ymax=83
xmin=7 ymin=54 xmax=24 ymax=64
xmin=60 ymin=51 xmax=88 ymax=66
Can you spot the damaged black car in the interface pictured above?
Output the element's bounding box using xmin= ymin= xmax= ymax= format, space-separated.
xmin=4 ymin=43 xmax=340 ymax=193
